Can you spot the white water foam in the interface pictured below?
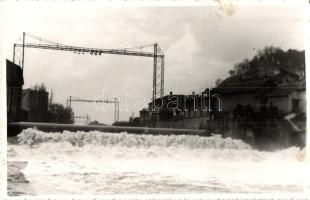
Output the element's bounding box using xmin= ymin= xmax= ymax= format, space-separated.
xmin=8 ymin=128 xmax=310 ymax=195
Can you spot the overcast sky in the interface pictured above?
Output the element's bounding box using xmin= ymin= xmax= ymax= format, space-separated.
xmin=2 ymin=2 xmax=305 ymax=124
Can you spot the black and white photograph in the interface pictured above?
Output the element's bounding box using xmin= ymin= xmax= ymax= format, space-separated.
xmin=1 ymin=0 xmax=309 ymax=198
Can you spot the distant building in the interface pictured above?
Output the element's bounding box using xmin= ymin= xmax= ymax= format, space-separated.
xmin=211 ymin=78 xmax=276 ymax=113
xmin=138 ymin=64 xmax=305 ymax=133
xmin=139 ymin=108 xmax=152 ymax=122
xmin=139 ymin=91 xmax=215 ymax=129
xmin=211 ymin=66 xmax=303 ymax=115
xmin=6 ymin=59 xmax=24 ymax=122
xmin=21 ymin=88 xmax=49 ymax=122
xmin=205 ymin=66 xmax=306 ymax=148
xmin=266 ymin=81 xmax=306 ymax=113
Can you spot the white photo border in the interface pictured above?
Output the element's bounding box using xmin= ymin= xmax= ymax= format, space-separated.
xmin=0 ymin=0 xmax=309 ymax=199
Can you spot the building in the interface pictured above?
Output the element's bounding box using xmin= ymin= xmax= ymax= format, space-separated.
xmin=211 ymin=66 xmax=302 ymax=115
xmin=7 ymin=59 xmax=24 ymax=122
xmin=266 ymin=81 xmax=306 ymax=113
xmin=139 ymin=108 xmax=152 ymax=122
xmin=21 ymin=88 xmax=49 ymax=122
xmin=207 ymin=68 xmax=305 ymax=148
xmin=138 ymin=63 xmax=305 ymax=148
xmin=211 ymin=78 xmax=276 ymax=114
xmin=139 ymin=91 xmax=218 ymax=129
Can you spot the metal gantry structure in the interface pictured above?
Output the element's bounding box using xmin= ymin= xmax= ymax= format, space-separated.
xmin=13 ymin=32 xmax=165 ymax=101
xmin=66 ymin=96 xmax=119 ymax=123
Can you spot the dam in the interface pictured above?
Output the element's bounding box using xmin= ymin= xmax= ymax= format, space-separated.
xmin=8 ymin=122 xmax=209 ymax=137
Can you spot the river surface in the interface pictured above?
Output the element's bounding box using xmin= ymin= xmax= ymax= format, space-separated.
xmin=7 ymin=128 xmax=309 ymax=195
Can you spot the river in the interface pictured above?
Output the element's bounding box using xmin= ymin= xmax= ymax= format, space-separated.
xmin=7 ymin=128 xmax=309 ymax=195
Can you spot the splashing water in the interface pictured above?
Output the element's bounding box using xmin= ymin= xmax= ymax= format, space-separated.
xmin=8 ymin=128 xmax=310 ymax=195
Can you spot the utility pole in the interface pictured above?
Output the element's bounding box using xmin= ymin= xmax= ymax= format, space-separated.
xmin=152 ymin=43 xmax=158 ymax=122
xmin=22 ymin=32 xmax=25 ymax=71
xmin=87 ymin=114 xmax=90 ymax=125
xmin=114 ymin=98 xmax=117 ymax=123
xmin=114 ymin=98 xmax=119 ymax=123
xmin=13 ymin=44 xmax=16 ymax=63
xmin=160 ymin=56 xmax=165 ymax=97
xmin=49 ymin=89 xmax=54 ymax=110
xmin=69 ymin=96 xmax=71 ymax=108
xmin=153 ymin=43 xmax=158 ymax=102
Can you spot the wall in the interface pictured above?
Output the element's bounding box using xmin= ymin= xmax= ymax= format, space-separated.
xmin=21 ymin=91 xmax=31 ymax=111
xmin=267 ymin=89 xmax=306 ymax=114
xmin=6 ymin=60 xmax=24 ymax=122
xmin=21 ymin=89 xmax=49 ymax=122
xmin=7 ymin=87 xmax=23 ymax=122
xmin=291 ymin=89 xmax=306 ymax=113
xmin=221 ymin=93 xmax=260 ymax=112
xmin=154 ymin=117 xmax=208 ymax=129
xmin=268 ymin=96 xmax=289 ymax=113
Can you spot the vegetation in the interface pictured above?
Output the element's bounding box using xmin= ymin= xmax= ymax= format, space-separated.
xmin=217 ymin=46 xmax=305 ymax=86
xmin=32 ymin=83 xmax=47 ymax=92
xmin=48 ymin=103 xmax=74 ymax=124
xmin=89 ymin=120 xmax=106 ymax=126
xmin=30 ymin=83 xmax=74 ymax=124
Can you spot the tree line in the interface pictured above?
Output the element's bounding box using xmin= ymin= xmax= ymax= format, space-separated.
xmin=216 ymin=46 xmax=305 ymax=86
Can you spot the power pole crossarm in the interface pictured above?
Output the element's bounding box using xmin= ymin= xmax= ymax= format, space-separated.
xmin=15 ymin=43 xmax=164 ymax=58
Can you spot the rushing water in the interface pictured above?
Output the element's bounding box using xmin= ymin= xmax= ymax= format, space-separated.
xmin=7 ymin=128 xmax=309 ymax=195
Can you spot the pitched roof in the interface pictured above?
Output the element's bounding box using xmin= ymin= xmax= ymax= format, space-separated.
xmin=266 ymin=81 xmax=306 ymax=97
xmin=211 ymin=78 xmax=276 ymax=95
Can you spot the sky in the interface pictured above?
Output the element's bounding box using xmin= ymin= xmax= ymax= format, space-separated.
xmin=2 ymin=2 xmax=306 ymax=124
